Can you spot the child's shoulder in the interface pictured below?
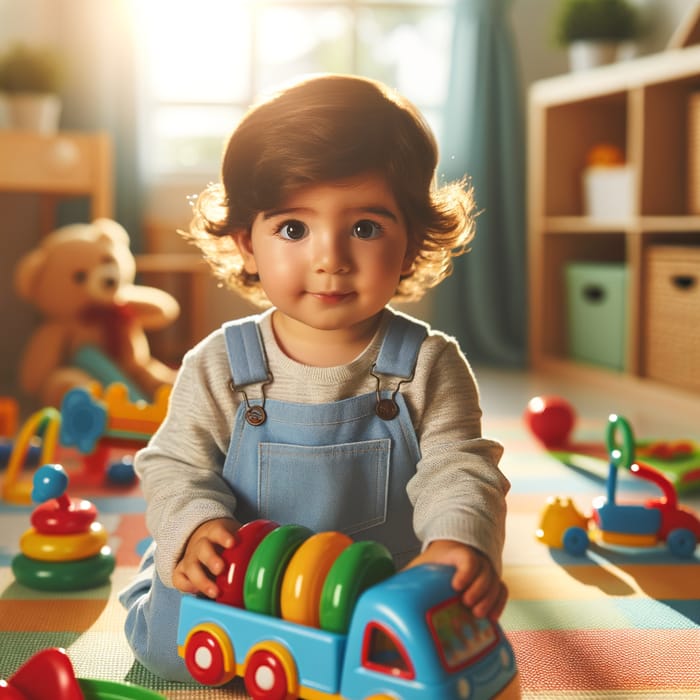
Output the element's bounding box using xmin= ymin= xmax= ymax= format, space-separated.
xmin=183 ymin=310 xmax=271 ymax=362
xmin=388 ymin=307 xmax=461 ymax=354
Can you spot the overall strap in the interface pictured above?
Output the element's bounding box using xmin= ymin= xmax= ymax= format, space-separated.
xmin=222 ymin=319 xmax=270 ymax=388
xmin=374 ymin=312 xmax=428 ymax=379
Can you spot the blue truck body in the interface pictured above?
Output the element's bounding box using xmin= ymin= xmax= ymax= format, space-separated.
xmin=177 ymin=564 xmax=519 ymax=699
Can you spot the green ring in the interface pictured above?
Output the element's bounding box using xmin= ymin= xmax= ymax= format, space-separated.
xmin=243 ymin=524 xmax=313 ymax=616
xmin=78 ymin=678 xmax=166 ymax=699
xmin=319 ymin=540 xmax=395 ymax=634
xmin=11 ymin=549 xmax=116 ymax=591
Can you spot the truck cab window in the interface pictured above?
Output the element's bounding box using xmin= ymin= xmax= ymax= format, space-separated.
xmin=363 ymin=624 xmax=414 ymax=679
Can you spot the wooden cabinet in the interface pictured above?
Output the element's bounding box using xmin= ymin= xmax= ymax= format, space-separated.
xmin=528 ymin=45 xmax=700 ymax=407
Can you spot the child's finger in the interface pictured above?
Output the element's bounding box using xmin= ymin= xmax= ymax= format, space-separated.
xmin=450 ymin=552 xmax=484 ymax=592
xmin=184 ymin=561 xmax=219 ymax=599
xmin=195 ymin=538 xmax=226 ymax=576
xmin=470 ymin=579 xmax=508 ymax=620
xmin=208 ymin=522 xmax=237 ymax=549
xmin=172 ymin=569 xmax=196 ymax=594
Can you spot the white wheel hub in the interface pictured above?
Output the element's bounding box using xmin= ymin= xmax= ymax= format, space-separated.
xmin=255 ymin=665 xmax=275 ymax=690
xmin=194 ymin=646 xmax=213 ymax=670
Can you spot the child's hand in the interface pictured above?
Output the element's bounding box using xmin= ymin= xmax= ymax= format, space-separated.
xmin=406 ymin=539 xmax=507 ymax=620
xmin=173 ymin=517 xmax=240 ymax=598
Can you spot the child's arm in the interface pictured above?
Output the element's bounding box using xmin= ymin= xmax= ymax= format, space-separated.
xmin=406 ymin=540 xmax=507 ymax=620
xmin=172 ymin=517 xmax=240 ymax=598
xmin=405 ymin=338 xmax=510 ymax=619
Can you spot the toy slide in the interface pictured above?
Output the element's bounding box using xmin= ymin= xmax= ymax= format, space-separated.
xmin=1 ymin=383 xmax=169 ymax=504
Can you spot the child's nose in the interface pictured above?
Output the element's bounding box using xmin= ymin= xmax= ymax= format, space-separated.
xmin=312 ymin=231 xmax=350 ymax=274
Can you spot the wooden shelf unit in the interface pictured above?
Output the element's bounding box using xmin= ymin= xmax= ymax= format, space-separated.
xmin=0 ymin=130 xmax=113 ymax=233
xmin=528 ymin=46 xmax=700 ymax=408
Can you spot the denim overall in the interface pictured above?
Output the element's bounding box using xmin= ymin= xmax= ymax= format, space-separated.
xmin=121 ymin=310 xmax=427 ymax=681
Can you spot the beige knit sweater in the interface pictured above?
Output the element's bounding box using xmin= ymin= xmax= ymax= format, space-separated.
xmin=135 ymin=308 xmax=509 ymax=588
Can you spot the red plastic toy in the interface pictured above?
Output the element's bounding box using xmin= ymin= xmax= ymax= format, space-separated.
xmin=0 ymin=648 xmax=164 ymax=699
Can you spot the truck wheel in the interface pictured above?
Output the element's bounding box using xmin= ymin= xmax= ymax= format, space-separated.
xmin=244 ymin=649 xmax=294 ymax=700
xmin=563 ymin=526 xmax=589 ymax=555
xmin=667 ymin=528 xmax=697 ymax=558
xmin=184 ymin=627 xmax=235 ymax=686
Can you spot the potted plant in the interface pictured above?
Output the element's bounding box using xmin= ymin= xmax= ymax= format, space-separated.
xmin=553 ymin=0 xmax=641 ymax=72
xmin=0 ymin=43 xmax=64 ymax=133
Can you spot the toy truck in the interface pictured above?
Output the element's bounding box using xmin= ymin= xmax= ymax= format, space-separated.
xmin=177 ymin=525 xmax=519 ymax=700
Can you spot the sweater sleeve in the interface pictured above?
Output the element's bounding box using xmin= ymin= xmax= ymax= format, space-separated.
xmin=134 ymin=334 xmax=239 ymax=588
xmin=406 ymin=339 xmax=509 ymax=575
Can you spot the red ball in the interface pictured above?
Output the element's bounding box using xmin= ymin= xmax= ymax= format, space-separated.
xmin=524 ymin=396 xmax=576 ymax=448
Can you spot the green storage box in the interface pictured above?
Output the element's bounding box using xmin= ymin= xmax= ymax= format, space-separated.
xmin=566 ymin=263 xmax=628 ymax=370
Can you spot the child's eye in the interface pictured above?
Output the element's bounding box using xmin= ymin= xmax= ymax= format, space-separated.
xmin=276 ymin=220 xmax=308 ymax=240
xmin=352 ymin=220 xmax=382 ymax=239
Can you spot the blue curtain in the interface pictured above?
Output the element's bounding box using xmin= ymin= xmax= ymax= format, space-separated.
xmin=433 ymin=0 xmax=526 ymax=367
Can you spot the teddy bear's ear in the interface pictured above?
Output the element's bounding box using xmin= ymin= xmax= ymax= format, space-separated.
xmin=92 ymin=218 xmax=131 ymax=248
xmin=14 ymin=248 xmax=47 ymax=301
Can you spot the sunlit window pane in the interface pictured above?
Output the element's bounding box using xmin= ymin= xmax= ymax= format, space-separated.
xmin=356 ymin=6 xmax=451 ymax=108
xmin=256 ymin=5 xmax=353 ymax=92
xmin=150 ymin=105 xmax=244 ymax=175
xmin=136 ymin=1 xmax=451 ymax=178
xmin=137 ymin=1 xmax=252 ymax=103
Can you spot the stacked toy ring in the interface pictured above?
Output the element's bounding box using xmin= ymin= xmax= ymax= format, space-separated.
xmin=215 ymin=519 xmax=396 ymax=634
xmin=11 ymin=464 xmax=116 ymax=591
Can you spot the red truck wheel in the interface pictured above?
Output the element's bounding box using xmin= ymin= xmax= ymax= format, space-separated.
xmin=244 ymin=648 xmax=295 ymax=700
xmin=184 ymin=627 xmax=235 ymax=686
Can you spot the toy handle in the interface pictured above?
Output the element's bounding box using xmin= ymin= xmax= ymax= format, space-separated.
xmin=605 ymin=414 xmax=635 ymax=470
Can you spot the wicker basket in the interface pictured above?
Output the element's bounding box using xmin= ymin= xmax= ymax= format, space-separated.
xmin=643 ymin=246 xmax=700 ymax=391
xmin=689 ymin=92 xmax=700 ymax=214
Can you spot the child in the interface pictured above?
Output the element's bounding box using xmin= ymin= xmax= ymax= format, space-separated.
xmin=120 ymin=74 xmax=510 ymax=682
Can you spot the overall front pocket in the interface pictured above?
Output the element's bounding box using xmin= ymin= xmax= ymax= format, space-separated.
xmin=257 ymin=439 xmax=390 ymax=535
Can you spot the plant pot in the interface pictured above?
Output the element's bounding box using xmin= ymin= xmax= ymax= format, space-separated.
xmin=0 ymin=92 xmax=61 ymax=133
xmin=567 ymin=41 xmax=618 ymax=72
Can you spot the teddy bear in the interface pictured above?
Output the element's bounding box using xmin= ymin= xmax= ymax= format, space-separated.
xmin=14 ymin=218 xmax=180 ymax=408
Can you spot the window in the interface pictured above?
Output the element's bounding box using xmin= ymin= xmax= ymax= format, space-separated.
xmin=429 ymin=598 xmax=499 ymax=671
xmin=362 ymin=623 xmax=415 ymax=679
xmin=133 ymin=0 xmax=452 ymax=180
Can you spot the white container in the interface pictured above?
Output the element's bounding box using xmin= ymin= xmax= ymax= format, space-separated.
xmin=583 ymin=165 xmax=634 ymax=221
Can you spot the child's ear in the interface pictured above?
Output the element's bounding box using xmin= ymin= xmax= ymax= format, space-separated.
xmin=401 ymin=244 xmax=417 ymax=276
xmin=232 ymin=229 xmax=258 ymax=275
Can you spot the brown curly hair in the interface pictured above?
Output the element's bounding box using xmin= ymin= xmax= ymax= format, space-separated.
xmin=184 ymin=74 xmax=476 ymax=307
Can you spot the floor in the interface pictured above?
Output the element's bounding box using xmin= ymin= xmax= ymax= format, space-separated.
xmin=474 ymin=366 xmax=700 ymax=442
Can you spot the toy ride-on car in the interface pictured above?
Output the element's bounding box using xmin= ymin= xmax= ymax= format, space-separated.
xmin=537 ymin=414 xmax=700 ymax=558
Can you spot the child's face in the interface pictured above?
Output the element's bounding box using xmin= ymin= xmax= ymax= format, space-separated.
xmin=235 ymin=172 xmax=414 ymax=337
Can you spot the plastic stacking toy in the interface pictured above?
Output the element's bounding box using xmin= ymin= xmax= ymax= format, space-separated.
xmin=11 ymin=464 xmax=116 ymax=591
xmin=0 ymin=647 xmax=165 ymax=699
xmin=178 ymin=520 xmax=520 ymax=700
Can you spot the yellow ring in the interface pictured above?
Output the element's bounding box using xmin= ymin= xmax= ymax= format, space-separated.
xmin=20 ymin=522 xmax=108 ymax=561
xmin=280 ymin=531 xmax=352 ymax=627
